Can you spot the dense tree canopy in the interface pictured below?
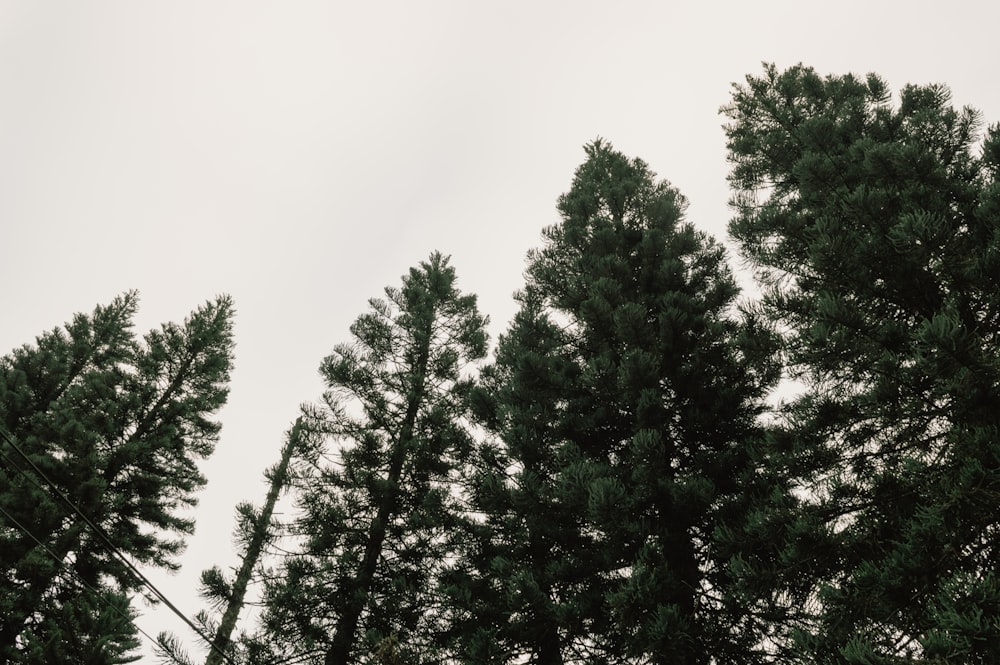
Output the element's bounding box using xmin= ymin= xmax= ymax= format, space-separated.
xmin=0 ymin=292 xmax=234 ymax=663
xmin=725 ymin=63 xmax=1000 ymax=663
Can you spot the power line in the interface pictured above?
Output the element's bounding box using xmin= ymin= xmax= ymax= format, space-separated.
xmin=0 ymin=429 xmax=239 ymax=665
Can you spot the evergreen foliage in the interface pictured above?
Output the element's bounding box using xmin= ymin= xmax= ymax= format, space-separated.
xmin=724 ymin=63 xmax=1000 ymax=663
xmin=19 ymin=584 xmax=141 ymax=665
xmin=256 ymin=253 xmax=488 ymax=665
xmin=0 ymin=292 xmax=235 ymax=662
xmin=449 ymin=140 xmax=780 ymax=664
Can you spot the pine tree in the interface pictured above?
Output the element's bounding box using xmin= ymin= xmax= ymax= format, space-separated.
xmin=0 ymin=291 xmax=235 ymax=661
xmin=205 ymin=419 xmax=307 ymax=665
xmin=451 ymin=141 xmax=780 ymax=664
xmin=724 ymin=63 xmax=1000 ymax=663
xmin=156 ymin=419 xmax=309 ymax=665
xmin=257 ymin=252 xmax=488 ymax=665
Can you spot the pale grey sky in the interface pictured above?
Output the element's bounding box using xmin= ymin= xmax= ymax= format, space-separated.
xmin=2 ymin=1 xmax=998 ymax=659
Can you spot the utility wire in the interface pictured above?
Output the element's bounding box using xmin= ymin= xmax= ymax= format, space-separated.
xmin=0 ymin=429 xmax=239 ymax=665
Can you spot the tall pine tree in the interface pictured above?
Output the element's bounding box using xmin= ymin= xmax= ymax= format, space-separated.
xmin=257 ymin=252 xmax=487 ymax=665
xmin=450 ymin=140 xmax=780 ymax=664
xmin=725 ymin=64 xmax=1000 ymax=663
xmin=156 ymin=420 xmax=310 ymax=665
xmin=0 ymin=292 xmax=235 ymax=662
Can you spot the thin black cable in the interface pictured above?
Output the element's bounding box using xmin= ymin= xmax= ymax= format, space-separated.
xmin=0 ymin=430 xmax=238 ymax=665
xmin=0 ymin=500 xmax=162 ymax=650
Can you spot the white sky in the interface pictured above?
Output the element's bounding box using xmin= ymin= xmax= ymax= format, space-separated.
xmin=2 ymin=1 xmax=998 ymax=660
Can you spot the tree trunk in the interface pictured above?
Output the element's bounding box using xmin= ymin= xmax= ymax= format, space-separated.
xmin=204 ymin=421 xmax=302 ymax=665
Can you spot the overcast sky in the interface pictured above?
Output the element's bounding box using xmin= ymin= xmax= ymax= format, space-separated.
xmin=2 ymin=1 xmax=998 ymax=659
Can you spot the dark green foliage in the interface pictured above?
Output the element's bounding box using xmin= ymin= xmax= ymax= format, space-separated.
xmin=18 ymin=584 xmax=141 ymax=665
xmin=0 ymin=291 xmax=235 ymax=661
xmin=443 ymin=292 xmax=594 ymax=664
xmin=725 ymin=63 xmax=1000 ymax=663
xmin=450 ymin=140 xmax=780 ymax=664
xmin=256 ymin=253 xmax=488 ymax=665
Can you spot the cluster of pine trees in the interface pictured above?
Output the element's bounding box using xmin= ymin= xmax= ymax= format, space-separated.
xmin=2 ymin=64 xmax=999 ymax=664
